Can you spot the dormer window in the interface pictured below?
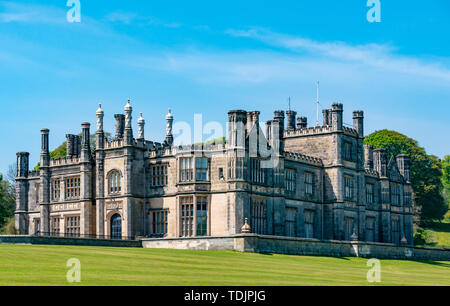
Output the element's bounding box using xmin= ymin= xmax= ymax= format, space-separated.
xmin=108 ymin=170 xmax=122 ymax=195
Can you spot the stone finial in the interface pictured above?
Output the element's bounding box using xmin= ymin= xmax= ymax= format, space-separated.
xmin=137 ymin=112 xmax=145 ymax=140
xmin=166 ymin=108 xmax=173 ymax=120
xmin=124 ymin=98 xmax=133 ymax=144
xmin=241 ymin=218 xmax=251 ymax=233
xmin=96 ymin=103 xmax=104 ymax=132
xmin=124 ymin=98 xmax=132 ymax=112
xmin=165 ymin=108 xmax=174 ymax=146
xmin=96 ymin=103 xmax=104 ymax=115
xmin=351 ymin=232 xmax=358 ymax=241
xmin=401 ymin=236 xmax=408 ymax=245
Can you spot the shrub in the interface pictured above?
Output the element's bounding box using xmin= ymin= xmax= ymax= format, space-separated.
xmin=414 ymin=228 xmax=438 ymax=246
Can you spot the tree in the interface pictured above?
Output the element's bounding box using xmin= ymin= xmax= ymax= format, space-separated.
xmin=6 ymin=163 xmax=17 ymax=189
xmin=441 ymin=155 xmax=450 ymax=214
xmin=0 ymin=173 xmax=16 ymax=232
xmin=365 ymin=130 xmax=447 ymax=223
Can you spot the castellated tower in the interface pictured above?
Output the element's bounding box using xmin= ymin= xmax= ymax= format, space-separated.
xmin=15 ymin=152 xmax=30 ymax=234
xmin=14 ymin=99 xmax=413 ymax=246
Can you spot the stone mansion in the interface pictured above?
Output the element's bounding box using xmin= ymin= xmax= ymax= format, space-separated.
xmin=15 ymin=100 xmax=414 ymax=245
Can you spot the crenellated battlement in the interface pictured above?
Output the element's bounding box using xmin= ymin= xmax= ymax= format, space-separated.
xmin=148 ymin=143 xmax=227 ymax=158
xmin=283 ymin=125 xmax=359 ymax=138
xmin=27 ymin=170 xmax=40 ymax=178
xmin=365 ymin=169 xmax=379 ymax=177
xmin=104 ymin=139 xmax=124 ymax=149
xmin=283 ymin=151 xmax=323 ymax=166
xmin=283 ymin=125 xmax=333 ymax=138
xmin=50 ymin=157 xmax=80 ymax=167
xmin=342 ymin=126 xmax=358 ymax=136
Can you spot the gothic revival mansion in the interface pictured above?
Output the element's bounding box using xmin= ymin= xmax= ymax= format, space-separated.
xmin=15 ymin=100 xmax=414 ymax=245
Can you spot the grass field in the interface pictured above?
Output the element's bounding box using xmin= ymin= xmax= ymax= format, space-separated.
xmin=422 ymin=220 xmax=450 ymax=248
xmin=0 ymin=245 xmax=449 ymax=286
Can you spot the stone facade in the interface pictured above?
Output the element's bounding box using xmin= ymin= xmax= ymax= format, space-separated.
xmin=15 ymin=100 xmax=414 ymax=245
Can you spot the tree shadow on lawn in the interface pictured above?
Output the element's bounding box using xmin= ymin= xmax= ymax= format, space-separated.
xmin=255 ymin=252 xmax=351 ymax=260
xmin=409 ymin=260 xmax=450 ymax=268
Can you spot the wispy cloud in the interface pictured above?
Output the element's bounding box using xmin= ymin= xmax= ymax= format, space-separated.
xmin=105 ymin=11 xmax=181 ymax=28
xmin=0 ymin=1 xmax=66 ymax=24
xmin=105 ymin=12 xmax=137 ymax=25
xmin=226 ymin=28 xmax=450 ymax=83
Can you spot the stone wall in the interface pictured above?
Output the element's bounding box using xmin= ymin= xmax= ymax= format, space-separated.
xmin=142 ymin=234 xmax=450 ymax=261
xmin=0 ymin=235 xmax=141 ymax=248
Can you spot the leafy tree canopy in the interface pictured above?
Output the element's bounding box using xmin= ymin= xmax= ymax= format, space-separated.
xmin=441 ymin=155 xmax=450 ymax=210
xmin=0 ymin=173 xmax=15 ymax=230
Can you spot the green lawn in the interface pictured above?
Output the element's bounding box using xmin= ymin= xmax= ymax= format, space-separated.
xmin=420 ymin=220 xmax=450 ymax=248
xmin=0 ymin=245 xmax=449 ymax=286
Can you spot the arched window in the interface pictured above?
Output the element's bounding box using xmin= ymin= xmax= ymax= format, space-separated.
xmin=108 ymin=170 xmax=122 ymax=194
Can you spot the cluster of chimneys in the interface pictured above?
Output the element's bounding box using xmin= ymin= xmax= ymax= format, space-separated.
xmin=94 ymin=100 xmax=174 ymax=149
xmin=16 ymin=100 xmax=175 ymax=179
xmin=364 ymin=145 xmax=411 ymax=182
xmin=228 ymin=103 xmax=365 ymax=138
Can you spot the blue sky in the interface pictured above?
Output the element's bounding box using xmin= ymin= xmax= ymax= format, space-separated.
xmin=0 ymin=0 xmax=449 ymax=174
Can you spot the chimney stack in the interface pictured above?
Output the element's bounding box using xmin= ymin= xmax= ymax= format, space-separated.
xmin=16 ymin=152 xmax=29 ymax=178
xmin=396 ymin=154 xmax=411 ymax=182
xmin=81 ymin=123 xmax=91 ymax=162
xmin=364 ymin=144 xmax=374 ymax=170
xmin=373 ymin=148 xmax=387 ymax=177
xmin=297 ymin=117 xmax=307 ymax=129
xmin=331 ymin=103 xmax=343 ymax=131
xmin=114 ymin=114 xmax=125 ymax=139
xmin=286 ymin=110 xmax=297 ymax=131
xmin=40 ymin=129 xmax=50 ymax=167
xmin=353 ymin=110 xmax=364 ymax=137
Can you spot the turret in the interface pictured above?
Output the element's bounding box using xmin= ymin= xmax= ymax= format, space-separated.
xmin=227 ymin=110 xmax=247 ymax=148
xmin=124 ymin=99 xmax=133 ymax=145
xmin=16 ymin=152 xmax=30 ymax=234
xmin=396 ymin=154 xmax=411 ymax=182
xmin=373 ymin=148 xmax=387 ymax=177
xmin=16 ymin=152 xmax=29 ymax=179
xmin=165 ymin=109 xmax=174 ymax=146
xmin=138 ymin=112 xmax=145 ymax=140
xmin=353 ymin=110 xmax=364 ymax=137
xmin=331 ymin=103 xmax=343 ymax=131
xmin=286 ymin=110 xmax=297 ymax=131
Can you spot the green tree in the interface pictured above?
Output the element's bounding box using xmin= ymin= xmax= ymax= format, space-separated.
xmin=365 ymin=129 xmax=447 ymax=223
xmin=0 ymin=173 xmax=16 ymax=232
xmin=441 ymin=155 xmax=450 ymax=213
